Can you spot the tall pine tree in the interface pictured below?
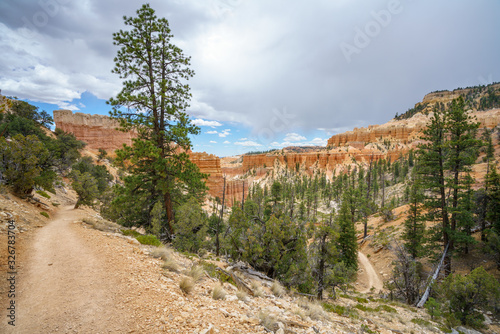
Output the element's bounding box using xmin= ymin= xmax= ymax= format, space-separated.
xmin=109 ymin=4 xmax=206 ymax=237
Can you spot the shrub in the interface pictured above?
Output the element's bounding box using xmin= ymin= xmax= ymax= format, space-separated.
xmin=179 ymin=277 xmax=194 ymax=294
xmin=52 ymin=202 xmax=60 ymax=207
xmin=136 ymin=234 xmax=162 ymax=246
xmin=36 ymin=190 xmax=51 ymax=199
xmin=212 ymin=283 xmax=226 ymax=300
xmin=439 ymin=266 xmax=500 ymax=327
xmin=122 ymin=229 xmax=141 ymax=238
xmin=40 ymin=211 xmax=49 ymax=218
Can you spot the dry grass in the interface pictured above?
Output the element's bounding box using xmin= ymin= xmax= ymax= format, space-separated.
xmin=162 ymin=258 xmax=179 ymax=273
xmin=258 ymin=309 xmax=278 ymax=332
xmin=236 ymin=290 xmax=248 ymax=302
xmin=187 ymin=265 xmax=205 ymax=282
xmin=179 ymin=277 xmax=194 ymax=295
xmin=251 ymin=281 xmax=265 ymax=297
xmin=82 ymin=218 xmax=121 ymax=233
xmin=298 ymin=298 xmax=325 ymax=321
xmin=291 ymin=306 xmax=306 ymax=321
xmin=270 ymin=281 xmax=286 ymax=297
xmin=212 ymin=283 xmax=226 ymax=300
xmin=150 ymin=247 xmax=172 ymax=261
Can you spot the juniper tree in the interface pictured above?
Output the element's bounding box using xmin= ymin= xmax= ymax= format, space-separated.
xmin=109 ymin=4 xmax=206 ymax=236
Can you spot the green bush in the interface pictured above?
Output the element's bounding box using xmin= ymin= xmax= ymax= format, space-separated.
xmin=439 ymin=266 xmax=500 ymax=327
xmin=122 ymin=229 xmax=141 ymax=238
xmin=40 ymin=211 xmax=49 ymax=218
xmin=136 ymin=234 xmax=162 ymax=246
xmin=36 ymin=190 xmax=51 ymax=199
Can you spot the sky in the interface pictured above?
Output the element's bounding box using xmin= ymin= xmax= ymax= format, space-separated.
xmin=0 ymin=0 xmax=499 ymax=157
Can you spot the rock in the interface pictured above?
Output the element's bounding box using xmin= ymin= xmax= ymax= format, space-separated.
xmin=200 ymin=324 xmax=217 ymax=334
xmin=275 ymin=328 xmax=285 ymax=334
xmin=455 ymin=326 xmax=483 ymax=334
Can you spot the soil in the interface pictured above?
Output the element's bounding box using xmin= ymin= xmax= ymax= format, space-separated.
xmin=0 ymin=205 xmax=129 ymax=333
xmin=357 ymin=252 xmax=383 ymax=293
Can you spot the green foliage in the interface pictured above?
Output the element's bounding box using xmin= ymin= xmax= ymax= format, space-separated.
xmin=97 ymin=148 xmax=108 ymax=160
xmin=402 ymin=176 xmax=426 ymax=258
xmin=136 ymin=234 xmax=162 ymax=246
xmin=109 ymin=4 xmax=207 ymax=238
xmin=72 ymin=157 xmax=113 ymax=194
xmin=122 ymin=229 xmax=141 ymax=238
xmin=36 ymin=190 xmax=51 ymax=199
xmin=425 ymin=297 xmax=441 ymax=320
xmin=40 ymin=211 xmax=49 ymax=218
xmin=172 ymin=197 xmax=207 ymax=253
xmin=0 ymin=134 xmax=55 ymax=196
xmin=70 ymin=170 xmax=99 ymax=209
xmin=485 ymin=230 xmax=500 ymax=270
xmin=438 ymin=266 xmax=500 ymax=327
xmin=150 ymin=201 xmax=164 ymax=238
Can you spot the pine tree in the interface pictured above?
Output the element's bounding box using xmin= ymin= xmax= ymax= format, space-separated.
xmin=402 ymin=173 xmax=426 ymax=259
xmin=417 ymin=106 xmax=451 ymax=274
xmin=109 ymin=4 xmax=206 ymax=237
xmin=445 ymin=97 xmax=481 ymax=260
xmin=337 ymin=188 xmax=358 ymax=270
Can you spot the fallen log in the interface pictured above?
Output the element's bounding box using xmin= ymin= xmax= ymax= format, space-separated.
xmin=416 ymin=242 xmax=449 ymax=308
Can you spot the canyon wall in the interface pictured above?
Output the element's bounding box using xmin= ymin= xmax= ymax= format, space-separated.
xmin=54 ymin=110 xmax=137 ymax=151
xmin=53 ymin=110 xmax=248 ymax=203
xmin=327 ymin=109 xmax=500 ymax=148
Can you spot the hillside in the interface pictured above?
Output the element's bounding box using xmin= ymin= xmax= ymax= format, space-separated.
xmin=3 ymin=190 xmax=494 ymax=334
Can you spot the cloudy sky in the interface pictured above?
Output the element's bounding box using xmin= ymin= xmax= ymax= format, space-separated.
xmin=1 ymin=0 xmax=499 ymax=156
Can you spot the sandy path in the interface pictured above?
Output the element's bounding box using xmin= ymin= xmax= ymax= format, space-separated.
xmin=1 ymin=206 xmax=128 ymax=333
xmin=357 ymin=252 xmax=384 ymax=293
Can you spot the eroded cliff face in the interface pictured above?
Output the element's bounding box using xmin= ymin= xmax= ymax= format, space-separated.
xmin=54 ymin=110 xmax=137 ymax=151
xmin=242 ymin=108 xmax=500 ymax=175
xmin=53 ymin=110 xmax=248 ymax=203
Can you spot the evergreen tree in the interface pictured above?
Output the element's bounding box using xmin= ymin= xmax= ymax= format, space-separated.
xmin=417 ymin=106 xmax=451 ymax=274
xmin=337 ymin=189 xmax=358 ymax=270
xmin=71 ymin=170 xmax=99 ymax=209
xmin=0 ymin=134 xmax=53 ymax=196
xmin=109 ymin=4 xmax=206 ymax=237
xmin=445 ymin=97 xmax=481 ymax=261
xmin=402 ymin=174 xmax=426 ymax=259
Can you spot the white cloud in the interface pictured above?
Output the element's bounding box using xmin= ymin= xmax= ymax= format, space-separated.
xmin=235 ymin=140 xmax=262 ymax=147
xmin=284 ymin=133 xmax=306 ymax=142
xmin=206 ymin=130 xmax=218 ymax=134
xmin=309 ymin=137 xmax=327 ymax=146
xmin=239 ymin=137 xmax=248 ymax=141
xmin=210 ymin=140 xmax=217 ymax=144
xmin=192 ymin=118 xmax=222 ymax=127
xmin=218 ymin=129 xmax=231 ymax=137
xmin=223 ymin=140 xmax=230 ymax=144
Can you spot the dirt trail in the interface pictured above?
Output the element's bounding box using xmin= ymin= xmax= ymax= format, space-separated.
xmin=357 ymin=251 xmax=384 ymax=293
xmin=1 ymin=206 xmax=129 ymax=333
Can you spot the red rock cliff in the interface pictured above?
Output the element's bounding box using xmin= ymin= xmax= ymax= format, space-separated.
xmin=53 ymin=110 xmax=247 ymax=203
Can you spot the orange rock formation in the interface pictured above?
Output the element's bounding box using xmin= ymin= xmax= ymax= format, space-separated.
xmin=53 ymin=110 xmax=248 ymax=203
